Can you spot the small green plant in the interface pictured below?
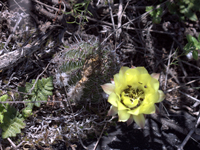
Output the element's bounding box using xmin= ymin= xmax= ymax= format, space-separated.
xmin=0 ymin=77 xmax=54 ymax=139
xmin=183 ymin=34 xmax=200 ymax=60
xmin=0 ymin=95 xmax=25 ymax=139
xmin=146 ymin=6 xmax=163 ymax=24
xmin=65 ymin=0 xmax=92 ymax=24
xmin=170 ymin=48 xmax=180 ymax=66
xmin=146 ymin=0 xmax=200 ymax=22
xmin=19 ymin=76 xmax=54 ymax=117
xmin=167 ymin=0 xmax=200 ymax=21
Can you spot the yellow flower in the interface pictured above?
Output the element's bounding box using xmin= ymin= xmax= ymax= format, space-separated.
xmin=101 ymin=66 xmax=165 ymax=128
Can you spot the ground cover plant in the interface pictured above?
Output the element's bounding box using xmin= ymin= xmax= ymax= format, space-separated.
xmin=0 ymin=0 xmax=200 ymax=149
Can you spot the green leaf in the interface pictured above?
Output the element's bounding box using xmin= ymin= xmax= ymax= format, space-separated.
xmin=180 ymin=7 xmax=188 ymax=14
xmin=146 ymin=6 xmax=154 ymax=16
xmin=156 ymin=8 xmax=163 ymax=17
xmin=198 ymin=34 xmax=200 ymax=42
xmin=19 ymin=77 xmax=53 ymax=108
xmin=196 ymin=42 xmax=200 ymax=50
xmin=184 ymin=10 xmax=197 ymax=21
xmin=0 ymin=105 xmax=25 ymax=139
xmin=186 ymin=35 xmax=198 ymax=43
xmin=153 ymin=17 xmax=161 ymax=24
xmin=167 ymin=2 xmax=177 ymax=14
xmin=0 ymin=94 xmax=8 ymax=102
xmin=0 ymin=95 xmax=9 ymax=123
xmin=22 ymin=107 xmax=33 ymax=118
xmin=183 ymin=42 xmax=195 ymax=53
xmin=22 ymin=99 xmax=34 ymax=117
xmin=192 ymin=50 xmax=198 ymax=60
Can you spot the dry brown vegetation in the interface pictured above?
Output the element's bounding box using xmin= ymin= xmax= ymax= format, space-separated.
xmin=0 ymin=0 xmax=200 ymax=149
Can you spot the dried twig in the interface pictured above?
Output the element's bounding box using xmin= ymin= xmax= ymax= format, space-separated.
xmin=181 ymin=60 xmax=200 ymax=71
xmin=32 ymin=0 xmax=66 ymax=12
xmin=178 ymin=111 xmax=200 ymax=150
xmin=7 ymin=138 xmax=17 ymax=149
xmin=60 ymin=74 xmax=88 ymax=149
xmin=166 ymin=79 xmax=199 ymax=93
xmin=108 ymin=0 xmax=116 ymax=34
xmin=4 ymin=15 xmax=22 ymax=50
xmin=0 ymin=28 xmax=54 ymax=70
xmin=92 ymin=116 xmax=115 ymax=150
xmin=2 ymin=72 xmax=15 ymax=89
xmin=164 ymin=42 xmax=174 ymax=91
xmin=101 ymin=1 xmax=168 ymax=45
xmin=179 ymin=90 xmax=200 ymax=103
xmin=116 ymin=0 xmax=123 ymax=39
xmin=150 ymin=113 xmax=200 ymax=141
xmin=28 ymin=61 xmax=51 ymax=94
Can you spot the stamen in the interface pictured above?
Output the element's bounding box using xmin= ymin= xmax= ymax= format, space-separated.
xmin=121 ymin=85 xmax=145 ymax=109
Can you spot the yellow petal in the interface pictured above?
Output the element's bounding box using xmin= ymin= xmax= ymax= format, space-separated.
xmin=133 ymin=114 xmax=145 ymax=128
xmin=114 ymin=73 xmax=125 ymax=94
xmin=124 ymin=68 xmax=140 ymax=86
xmin=139 ymin=102 xmax=156 ymax=114
xmin=114 ymin=66 xmax=129 ymax=86
xmin=138 ymin=74 xmax=152 ymax=86
xmin=114 ymin=73 xmax=120 ymax=86
xmin=119 ymin=66 xmax=130 ymax=78
xmin=118 ymin=110 xmax=130 ymax=122
xmin=135 ymin=67 xmax=148 ymax=75
xmin=101 ymin=83 xmax=115 ymax=95
xmin=107 ymin=106 xmax=118 ymax=116
xmin=117 ymin=100 xmax=128 ymax=110
xmin=127 ymin=107 xmax=140 ymax=115
xmin=145 ymin=92 xmax=159 ymax=103
xmin=149 ymin=77 xmax=159 ymax=91
xmin=156 ymin=90 xmax=165 ymax=103
xmin=108 ymin=93 xmax=118 ymax=107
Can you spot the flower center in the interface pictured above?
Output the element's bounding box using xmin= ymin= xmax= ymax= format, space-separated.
xmin=120 ymin=85 xmax=145 ymax=109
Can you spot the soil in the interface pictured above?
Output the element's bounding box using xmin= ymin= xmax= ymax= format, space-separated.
xmin=0 ymin=0 xmax=200 ymax=150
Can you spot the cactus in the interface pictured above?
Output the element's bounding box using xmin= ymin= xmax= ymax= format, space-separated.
xmin=53 ymin=37 xmax=117 ymax=104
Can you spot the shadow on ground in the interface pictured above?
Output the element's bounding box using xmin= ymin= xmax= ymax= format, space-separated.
xmin=86 ymin=116 xmax=200 ymax=150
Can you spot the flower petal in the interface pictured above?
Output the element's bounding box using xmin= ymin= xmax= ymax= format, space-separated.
xmin=108 ymin=93 xmax=118 ymax=107
xmin=138 ymin=74 xmax=152 ymax=86
xmin=114 ymin=66 xmax=129 ymax=86
xmin=151 ymin=73 xmax=160 ymax=80
xmin=107 ymin=106 xmax=118 ymax=116
xmin=127 ymin=107 xmax=140 ymax=115
xmin=139 ymin=102 xmax=156 ymax=114
xmin=119 ymin=66 xmax=130 ymax=77
xmin=145 ymin=92 xmax=159 ymax=103
xmin=156 ymin=90 xmax=165 ymax=103
xmin=127 ymin=115 xmax=134 ymax=126
xmin=125 ymin=68 xmax=140 ymax=86
xmin=149 ymin=77 xmax=159 ymax=91
xmin=114 ymin=73 xmax=120 ymax=85
xmin=101 ymin=83 xmax=115 ymax=95
xmin=117 ymin=100 xmax=128 ymax=110
xmin=133 ymin=114 xmax=145 ymax=128
xmin=118 ymin=110 xmax=130 ymax=122
xmin=135 ymin=67 xmax=148 ymax=75
xmin=114 ymin=73 xmax=125 ymax=94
